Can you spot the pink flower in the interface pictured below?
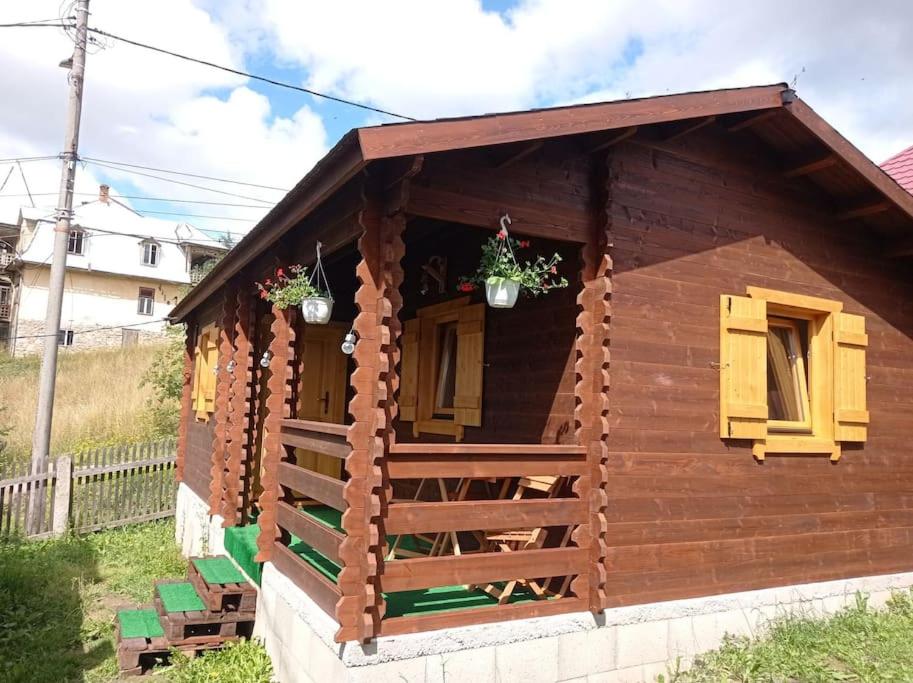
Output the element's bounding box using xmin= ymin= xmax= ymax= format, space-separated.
xmin=264 ymin=278 xmax=273 ymax=286
xmin=497 ymin=230 xmax=507 ymax=240
xmin=519 ymin=240 xmax=530 ymax=248
xmin=276 ymin=267 xmax=285 ymax=278
xmin=458 ymin=282 xmax=476 ymax=292
xmin=550 ymin=265 xmax=558 ymax=274
xmin=259 ymin=290 xmax=269 ymax=299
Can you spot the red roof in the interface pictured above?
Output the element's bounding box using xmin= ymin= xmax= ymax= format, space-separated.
xmin=882 ymin=144 xmax=913 ymax=194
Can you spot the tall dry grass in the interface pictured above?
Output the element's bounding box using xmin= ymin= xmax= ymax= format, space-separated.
xmin=0 ymin=344 xmax=164 ymax=468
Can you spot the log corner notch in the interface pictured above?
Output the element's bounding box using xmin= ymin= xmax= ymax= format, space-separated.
xmin=336 ymin=159 xmax=417 ymax=644
xmin=209 ymin=286 xmax=238 ymax=515
xmin=175 ymin=318 xmax=196 ymax=483
xmin=255 ymin=303 xmax=297 ymax=563
xmin=571 ymin=148 xmax=612 ymax=613
xmin=221 ymin=286 xmax=254 ymax=526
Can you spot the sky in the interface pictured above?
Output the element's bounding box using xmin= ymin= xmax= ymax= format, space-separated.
xmin=1 ymin=0 xmax=912 ymax=241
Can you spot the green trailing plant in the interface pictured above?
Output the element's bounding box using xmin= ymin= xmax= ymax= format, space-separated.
xmin=459 ymin=229 xmax=568 ymax=296
xmin=255 ymin=264 xmax=327 ymax=310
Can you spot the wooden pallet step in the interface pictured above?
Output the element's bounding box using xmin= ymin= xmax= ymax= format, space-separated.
xmin=188 ymin=556 xmax=257 ymax=613
xmin=115 ymin=607 xmax=226 ymax=675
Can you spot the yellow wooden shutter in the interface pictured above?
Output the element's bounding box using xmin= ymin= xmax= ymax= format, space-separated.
xmin=399 ymin=318 xmax=420 ymax=422
xmin=720 ymin=295 xmax=768 ymax=439
xmin=203 ymin=332 xmax=218 ymax=413
xmin=834 ymin=312 xmax=868 ymax=442
xmin=454 ymin=303 xmax=485 ymax=427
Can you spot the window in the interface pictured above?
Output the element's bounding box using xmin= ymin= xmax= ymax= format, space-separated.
xmin=58 ymin=329 xmax=75 ymax=347
xmin=720 ymin=286 xmax=869 ymax=461
xmin=141 ymin=241 xmax=159 ymax=267
xmin=137 ymin=287 xmax=155 ymax=316
xmin=67 ymin=229 xmax=85 ymax=255
xmin=191 ymin=323 xmax=219 ymax=420
xmin=399 ymin=298 xmax=485 ymax=441
xmin=766 ymin=318 xmax=810 ymax=430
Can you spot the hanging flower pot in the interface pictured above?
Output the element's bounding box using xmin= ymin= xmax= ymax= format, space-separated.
xmin=255 ymin=242 xmax=335 ymax=324
xmin=459 ymin=214 xmax=569 ymax=309
xmin=301 ymin=295 xmax=334 ymax=324
xmin=485 ymin=276 xmax=520 ymax=308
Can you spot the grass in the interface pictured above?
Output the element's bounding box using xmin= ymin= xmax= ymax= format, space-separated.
xmin=0 ymin=345 xmax=167 ymax=468
xmin=0 ymin=520 xmax=271 ymax=683
xmin=668 ymin=592 xmax=913 ymax=682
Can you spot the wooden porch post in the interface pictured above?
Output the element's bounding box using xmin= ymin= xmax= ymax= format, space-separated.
xmin=572 ymin=152 xmax=612 ymax=612
xmin=210 ymin=287 xmax=238 ymax=513
xmin=175 ymin=318 xmax=195 ymax=483
xmin=255 ymin=303 xmax=297 ymax=563
xmin=221 ymin=287 xmax=255 ymax=526
xmin=337 ymin=175 xmax=404 ymax=643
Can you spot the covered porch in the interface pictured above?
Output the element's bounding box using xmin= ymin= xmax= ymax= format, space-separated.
xmin=202 ymin=147 xmax=609 ymax=643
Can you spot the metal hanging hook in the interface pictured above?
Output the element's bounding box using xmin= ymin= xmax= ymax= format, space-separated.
xmin=499 ymin=213 xmax=511 ymax=234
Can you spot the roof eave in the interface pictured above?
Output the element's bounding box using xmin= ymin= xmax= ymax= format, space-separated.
xmin=168 ymin=131 xmax=365 ymax=322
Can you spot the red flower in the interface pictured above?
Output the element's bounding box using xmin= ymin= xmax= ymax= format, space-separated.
xmin=550 ymin=265 xmax=558 ymax=274
xmin=458 ymin=282 xmax=476 ymax=292
xmin=519 ymin=240 xmax=530 ymax=248
xmin=276 ymin=267 xmax=285 ymax=278
xmin=259 ymin=290 xmax=269 ymax=299
xmin=497 ymin=230 xmax=507 ymax=240
xmin=264 ymin=278 xmax=273 ymax=286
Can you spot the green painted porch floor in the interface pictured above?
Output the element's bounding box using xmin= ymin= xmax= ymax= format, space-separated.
xmin=223 ymin=507 xmax=547 ymax=618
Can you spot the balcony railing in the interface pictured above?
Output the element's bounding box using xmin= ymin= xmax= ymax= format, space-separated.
xmin=0 ymin=251 xmax=13 ymax=270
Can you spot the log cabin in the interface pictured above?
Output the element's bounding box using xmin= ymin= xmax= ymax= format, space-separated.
xmin=168 ymin=83 xmax=913 ymax=682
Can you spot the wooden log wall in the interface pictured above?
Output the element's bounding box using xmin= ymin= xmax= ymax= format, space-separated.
xmin=255 ymin=304 xmax=297 ymax=563
xmin=221 ymin=288 xmax=255 ymax=526
xmin=603 ymin=127 xmax=913 ymax=607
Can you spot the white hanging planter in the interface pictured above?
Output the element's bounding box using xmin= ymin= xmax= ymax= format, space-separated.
xmin=301 ymin=296 xmax=334 ymax=324
xmin=485 ymin=277 xmax=520 ymax=309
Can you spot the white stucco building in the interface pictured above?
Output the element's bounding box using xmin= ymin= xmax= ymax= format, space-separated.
xmin=3 ymin=185 xmax=228 ymax=355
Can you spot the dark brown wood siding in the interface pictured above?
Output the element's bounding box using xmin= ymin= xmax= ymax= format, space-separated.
xmin=605 ymin=128 xmax=913 ymax=607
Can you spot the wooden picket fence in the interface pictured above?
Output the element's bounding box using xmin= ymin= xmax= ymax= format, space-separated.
xmin=0 ymin=438 xmax=177 ymax=538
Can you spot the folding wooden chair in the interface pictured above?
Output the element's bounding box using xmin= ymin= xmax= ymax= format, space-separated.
xmin=474 ymin=475 xmax=570 ymax=604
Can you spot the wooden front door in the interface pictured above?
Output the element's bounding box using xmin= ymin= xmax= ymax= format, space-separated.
xmin=296 ymin=323 xmax=348 ymax=479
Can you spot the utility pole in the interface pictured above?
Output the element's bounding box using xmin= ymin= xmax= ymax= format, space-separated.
xmin=27 ymin=0 xmax=90 ymax=534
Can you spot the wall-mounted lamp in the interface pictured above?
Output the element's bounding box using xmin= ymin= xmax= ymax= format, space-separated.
xmin=259 ymin=350 xmax=273 ymax=368
xmin=226 ymin=360 xmax=237 ymax=373
xmin=341 ymin=329 xmax=357 ymax=355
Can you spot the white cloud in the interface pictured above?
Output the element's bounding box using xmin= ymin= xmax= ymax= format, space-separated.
xmin=250 ymin=0 xmax=913 ymax=161
xmin=0 ymin=0 xmax=330 ymax=234
xmin=2 ymin=0 xmax=911 ymax=241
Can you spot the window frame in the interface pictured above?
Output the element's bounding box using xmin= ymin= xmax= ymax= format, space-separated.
xmin=721 ymin=286 xmax=864 ymax=461
xmin=137 ymin=287 xmax=155 ymax=316
xmin=141 ymin=240 xmax=159 ymax=267
xmin=766 ymin=315 xmax=812 ymax=434
xmin=67 ymin=229 xmax=85 ymax=256
xmin=58 ymin=329 xmax=75 ymax=347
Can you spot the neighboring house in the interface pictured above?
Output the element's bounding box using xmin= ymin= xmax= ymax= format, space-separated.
xmin=882 ymin=143 xmax=913 ymax=194
xmin=0 ymin=217 xmax=18 ymax=346
xmin=4 ymin=185 xmax=227 ymax=355
xmin=169 ymin=84 xmax=913 ymax=682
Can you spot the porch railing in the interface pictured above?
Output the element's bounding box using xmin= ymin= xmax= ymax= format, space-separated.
xmin=268 ymin=424 xmax=590 ymax=639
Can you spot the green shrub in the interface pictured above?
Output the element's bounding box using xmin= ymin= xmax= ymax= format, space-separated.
xmin=141 ymin=324 xmax=185 ymax=438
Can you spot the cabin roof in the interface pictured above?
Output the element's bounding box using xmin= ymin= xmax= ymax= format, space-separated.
xmin=170 ymin=83 xmax=913 ymax=322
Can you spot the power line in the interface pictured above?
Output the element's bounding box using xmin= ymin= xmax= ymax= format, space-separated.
xmin=0 ymin=20 xmax=70 ymax=28
xmin=81 ymin=156 xmax=290 ymax=191
xmin=0 ymin=156 xmax=59 ymax=164
xmin=120 ymin=208 xmax=259 ymax=222
xmin=0 ymin=191 xmax=269 ymax=208
xmin=85 ymin=26 xmax=416 ymax=121
xmin=83 ymin=159 xmax=276 ymax=204
xmin=0 ymin=317 xmax=171 ymax=342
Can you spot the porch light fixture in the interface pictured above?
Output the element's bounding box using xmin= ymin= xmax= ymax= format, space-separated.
xmin=341 ymin=329 xmax=356 ymax=355
xmin=226 ymin=360 xmax=236 ymax=373
xmin=259 ymin=350 xmax=272 ymax=368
